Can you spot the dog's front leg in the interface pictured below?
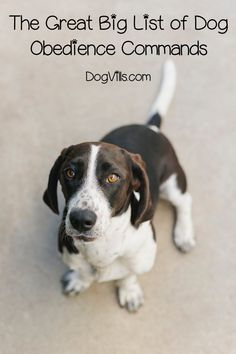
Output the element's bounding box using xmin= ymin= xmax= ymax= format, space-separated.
xmin=61 ymin=248 xmax=96 ymax=296
xmin=95 ymin=260 xmax=144 ymax=312
xmin=116 ymin=275 xmax=144 ymax=312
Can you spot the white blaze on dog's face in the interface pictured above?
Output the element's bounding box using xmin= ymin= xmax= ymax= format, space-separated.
xmin=43 ymin=142 xmax=152 ymax=242
xmin=65 ymin=144 xmax=112 ymax=241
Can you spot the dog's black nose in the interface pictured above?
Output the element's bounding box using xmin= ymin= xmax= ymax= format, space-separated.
xmin=69 ymin=208 xmax=97 ymax=232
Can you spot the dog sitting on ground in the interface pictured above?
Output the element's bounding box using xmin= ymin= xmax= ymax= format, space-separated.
xmin=43 ymin=60 xmax=195 ymax=312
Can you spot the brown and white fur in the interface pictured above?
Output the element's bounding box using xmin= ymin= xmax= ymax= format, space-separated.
xmin=43 ymin=60 xmax=195 ymax=312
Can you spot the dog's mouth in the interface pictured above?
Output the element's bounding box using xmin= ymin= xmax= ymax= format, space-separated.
xmin=73 ymin=235 xmax=97 ymax=242
xmin=65 ymin=220 xmax=98 ymax=242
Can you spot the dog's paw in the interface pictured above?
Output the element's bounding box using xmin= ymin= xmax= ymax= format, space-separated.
xmin=174 ymin=221 xmax=196 ymax=253
xmin=117 ymin=281 xmax=144 ymax=313
xmin=61 ymin=270 xmax=91 ymax=296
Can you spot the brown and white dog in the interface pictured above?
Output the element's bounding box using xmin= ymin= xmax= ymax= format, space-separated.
xmin=43 ymin=61 xmax=195 ymax=312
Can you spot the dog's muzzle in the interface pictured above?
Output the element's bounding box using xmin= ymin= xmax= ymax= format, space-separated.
xmin=69 ymin=208 xmax=97 ymax=241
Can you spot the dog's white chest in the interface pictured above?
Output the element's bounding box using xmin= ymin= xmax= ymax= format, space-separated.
xmin=74 ymin=209 xmax=131 ymax=268
xmin=71 ymin=209 xmax=157 ymax=282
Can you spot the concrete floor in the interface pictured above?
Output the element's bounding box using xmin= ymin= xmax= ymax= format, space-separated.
xmin=0 ymin=1 xmax=236 ymax=353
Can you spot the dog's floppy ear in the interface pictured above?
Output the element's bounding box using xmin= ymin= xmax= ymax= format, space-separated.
xmin=43 ymin=146 xmax=74 ymax=214
xmin=129 ymin=153 xmax=153 ymax=227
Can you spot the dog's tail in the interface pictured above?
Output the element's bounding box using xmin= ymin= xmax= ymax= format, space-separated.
xmin=147 ymin=59 xmax=177 ymax=131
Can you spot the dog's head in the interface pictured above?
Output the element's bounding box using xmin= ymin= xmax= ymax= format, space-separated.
xmin=43 ymin=142 xmax=153 ymax=242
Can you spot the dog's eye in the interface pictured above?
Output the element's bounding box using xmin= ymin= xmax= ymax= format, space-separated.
xmin=64 ymin=168 xmax=76 ymax=179
xmin=106 ymin=174 xmax=120 ymax=184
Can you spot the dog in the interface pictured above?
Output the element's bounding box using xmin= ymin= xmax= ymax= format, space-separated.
xmin=43 ymin=60 xmax=195 ymax=312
